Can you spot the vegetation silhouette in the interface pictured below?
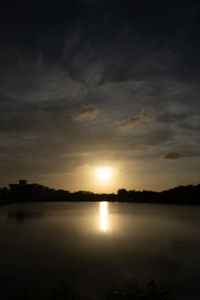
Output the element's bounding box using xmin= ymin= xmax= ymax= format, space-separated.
xmin=8 ymin=280 xmax=174 ymax=300
xmin=9 ymin=285 xmax=33 ymax=300
xmin=107 ymin=280 xmax=174 ymax=300
xmin=1 ymin=179 xmax=200 ymax=205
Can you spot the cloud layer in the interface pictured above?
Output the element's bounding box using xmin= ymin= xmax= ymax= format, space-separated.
xmin=0 ymin=0 xmax=200 ymax=190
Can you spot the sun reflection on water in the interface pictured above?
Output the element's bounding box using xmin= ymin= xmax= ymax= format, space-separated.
xmin=100 ymin=202 xmax=108 ymax=231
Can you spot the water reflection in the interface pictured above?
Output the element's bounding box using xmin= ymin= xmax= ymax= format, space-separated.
xmin=100 ymin=202 xmax=108 ymax=231
xmin=0 ymin=202 xmax=200 ymax=300
xmin=7 ymin=211 xmax=43 ymax=224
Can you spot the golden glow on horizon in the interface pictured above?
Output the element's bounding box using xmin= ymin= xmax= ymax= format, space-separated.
xmin=96 ymin=167 xmax=112 ymax=181
xmin=100 ymin=202 xmax=108 ymax=231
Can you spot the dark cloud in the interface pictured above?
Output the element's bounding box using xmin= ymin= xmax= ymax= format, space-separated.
xmin=163 ymin=152 xmax=184 ymax=160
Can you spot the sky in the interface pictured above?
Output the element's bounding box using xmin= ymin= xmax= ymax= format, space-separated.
xmin=0 ymin=0 xmax=200 ymax=192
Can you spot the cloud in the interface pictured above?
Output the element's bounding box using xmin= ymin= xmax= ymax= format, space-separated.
xmin=74 ymin=107 xmax=99 ymax=121
xmin=0 ymin=1 xmax=200 ymax=190
xmin=163 ymin=152 xmax=184 ymax=160
xmin=119 ymin=110 xmax=155 ymax=130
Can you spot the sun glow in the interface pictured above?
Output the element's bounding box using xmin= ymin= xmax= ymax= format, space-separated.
xmin=96 ymin=167 xmax=112 ymax=181
xmin=100 ymin=202 xmax=108 ymax=231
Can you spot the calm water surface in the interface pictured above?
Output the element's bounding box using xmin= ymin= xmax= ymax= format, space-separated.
xmin=0 ymin=202 xmax=200 ymax=299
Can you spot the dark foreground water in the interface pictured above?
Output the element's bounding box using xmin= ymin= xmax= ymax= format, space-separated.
xmin=0 ymin=202 xmax=200 ymax=299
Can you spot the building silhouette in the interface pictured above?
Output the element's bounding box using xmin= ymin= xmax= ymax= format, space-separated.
xmin=8 ymin=180 xmax=70 ymax=202
xmin=9 ymin=179 xmax=48 ymax=201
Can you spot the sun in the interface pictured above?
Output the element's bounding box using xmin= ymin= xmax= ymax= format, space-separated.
xmin=96 ymin=167 xmax=112 ymax=181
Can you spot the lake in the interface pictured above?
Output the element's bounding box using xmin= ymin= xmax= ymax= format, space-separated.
xmin=0 ymin=202 xmax=200 ymax=299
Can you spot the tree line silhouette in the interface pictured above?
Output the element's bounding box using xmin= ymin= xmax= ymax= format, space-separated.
xmin=8 ymin=279 xmax=174 ymax=300
xmin=0 ymin=180 xmax=200 ymax=205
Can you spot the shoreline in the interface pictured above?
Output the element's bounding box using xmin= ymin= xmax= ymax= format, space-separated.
xmin=1 ymin=199 xmax=200 ymax=206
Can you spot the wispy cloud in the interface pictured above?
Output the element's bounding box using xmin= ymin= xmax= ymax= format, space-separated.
xmin=74 ymin=107 xmax=99 ymax=121
xmin=119 ymin=110 xmax=155 ymax=130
